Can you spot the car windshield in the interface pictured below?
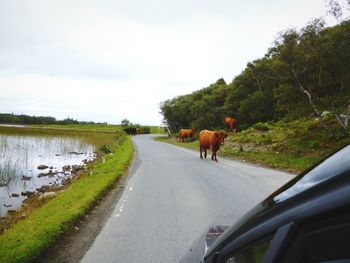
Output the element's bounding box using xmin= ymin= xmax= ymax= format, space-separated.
xmin=274 ymin=145 xmax=350 ymax=203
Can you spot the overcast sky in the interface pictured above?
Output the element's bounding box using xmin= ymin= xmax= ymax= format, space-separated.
xmin=0 ymin=0 xmax=340 ymax=125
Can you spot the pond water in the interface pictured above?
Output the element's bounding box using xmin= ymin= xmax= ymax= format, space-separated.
xmin=0 ymin=133 xmax=96 ymax=217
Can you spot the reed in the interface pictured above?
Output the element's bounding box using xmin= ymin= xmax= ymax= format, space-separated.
xmin=0 ymin=125 xmax=125 ymax=218
xmin=0 ymin=137 xmax=133 ymax=263
xmin=0 ymin=125 xmax=122 ymax=148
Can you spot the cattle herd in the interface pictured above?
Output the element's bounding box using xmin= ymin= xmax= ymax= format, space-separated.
xmin=124 ymin=117 xmax=238 ymax=162
xmin=179 ymin=117 xmax=237 ymax=162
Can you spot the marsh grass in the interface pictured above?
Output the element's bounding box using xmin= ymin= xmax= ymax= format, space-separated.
xmin=0 ymin=131 xmax=133 ymax=263
xmin=0 ymin=125 xmax=126 ymax=217
xmin=31 ymin=123 xmax=122 ymax=132
xmin=0 ymin=125 xmax=121 ymax=149
xmin=0 ymin=160 xmax=18 ymax=186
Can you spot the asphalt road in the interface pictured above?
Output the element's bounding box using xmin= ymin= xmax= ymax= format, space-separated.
xmin=81 ymin=135 xmax=294 ymax=263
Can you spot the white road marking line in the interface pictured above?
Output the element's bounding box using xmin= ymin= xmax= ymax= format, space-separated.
xmin=115 ymin=197 xmax=128 ymax=216
xmin=129 ymin=187 xmax=133 ymax=191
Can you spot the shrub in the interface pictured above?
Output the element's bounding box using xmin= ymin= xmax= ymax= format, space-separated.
xmin=253 ymin=122 xmax=270 ymax=131
xmin=139 ymin=126 xmax=151 ymax=134
xmin=99 ymin=144 xmax=112 ymax=154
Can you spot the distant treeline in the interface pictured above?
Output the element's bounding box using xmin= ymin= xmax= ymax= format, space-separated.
xmin=160 ymin=17 xmax=350 ymax=134
xmin=0 ymin=113 xmax=106 ymax=125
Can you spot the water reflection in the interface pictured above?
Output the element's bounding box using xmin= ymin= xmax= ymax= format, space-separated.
xmin=0 ymin=134 xmax=96 ymax=217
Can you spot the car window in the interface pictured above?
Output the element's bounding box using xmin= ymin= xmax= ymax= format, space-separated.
xmin=283 ymin=217 xmax=350 ymax=263
xmin=224 ymin=239 xmax=271 ymax=263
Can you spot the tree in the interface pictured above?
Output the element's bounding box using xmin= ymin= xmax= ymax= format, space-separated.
xmin=238 ymin=91 xmax=275 ymax=126
xmin=159 ymin=15 xmax=350 ymax=134
xmin=121 ymin=119 xmax=132 ymax=127
xmin=326 ymin=0 xmax=350 ymax=21
xmin=271 ymin=20 xmax=335 ymax=134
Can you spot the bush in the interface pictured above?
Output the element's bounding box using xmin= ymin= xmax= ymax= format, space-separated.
xmin=253 ymin=122 xmax=270 ymax=131
xmin=139 ymin=126 xmax=151 ymax=134
xmin=238 ymin=91 xmax=275 ymax=126
xmin=99 ymin=144 xmax=112 ymax=154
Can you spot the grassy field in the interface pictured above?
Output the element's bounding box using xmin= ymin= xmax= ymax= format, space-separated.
xmin=0 ymin=125 xmax=134 ymax=262
xmin=32 ymin=123 xmax=122 ymax=132
xmin=0 ymin=125 xmax=122 ymax=149
xmin=156 ymin=119 xmax=350 ymax=173
xmin=149 ymin=126 xmax=166 ymax=134
xmin=32 ymin=123 xmax=165 ymax=134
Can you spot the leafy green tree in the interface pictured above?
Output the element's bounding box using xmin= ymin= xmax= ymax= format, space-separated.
xmin=121 ymin=119 xmax=132 ymax=127
xmin=238 ymin=91 xmax=275 ymax=126
xmin=270 ymin=20 xmax=335 ymax=134
xmin=160 ymin=16 xmax=350 ymax=135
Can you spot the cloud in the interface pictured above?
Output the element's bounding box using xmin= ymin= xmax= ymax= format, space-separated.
xmin=0 ymin=0 xmax=339 ymax=125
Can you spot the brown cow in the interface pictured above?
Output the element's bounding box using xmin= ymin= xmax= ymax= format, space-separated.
xmin=224 ymin=117 xmax=238 ymax=132
xmin=179 ymin=128 xmax=195 ymax=142
xmin=199 ymin=130 xmax=227 ymax=162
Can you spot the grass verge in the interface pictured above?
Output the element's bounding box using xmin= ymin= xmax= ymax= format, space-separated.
xmin=154 ymin=136 xmax=198 ymax=150
xmin=155 ymin=136 xmax=313 ymax=173
xmin=0 ymin=136 xmax=133 ymax=263
xmin=155 ymin=119 xmax=350 ymax=173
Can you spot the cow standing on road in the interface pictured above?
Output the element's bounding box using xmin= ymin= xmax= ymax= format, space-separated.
xmin=179 ymin=128 xmax=195 ymax=142
xmin=199 ymin=130 xmax=227 ymax=162
xmin=224 ymin=117 xmax=238 ymax=132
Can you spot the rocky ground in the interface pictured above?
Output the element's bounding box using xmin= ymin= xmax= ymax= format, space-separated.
xmin=36 ymin=159 xmax=135 ymax=263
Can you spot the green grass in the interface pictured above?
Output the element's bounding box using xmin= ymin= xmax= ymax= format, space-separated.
xmin=0 ymin=136 xmax=133 ymax=263
xmin=156 ymin=119 xmax=350 ymax=173
xmin=149 ymin=126 xmax=166 ymax=134
xmin=219 ymin=148 xmax=319 ymax=172
xmin=32 ymin=123 xmax=122 ymax=132
xmin=32 ymin=123 xmax=166 ymax=134
xmin=0 ymin=125 xmax=123 ymax=152
xmin=154 ymin=136 xmax=198 ymax=150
